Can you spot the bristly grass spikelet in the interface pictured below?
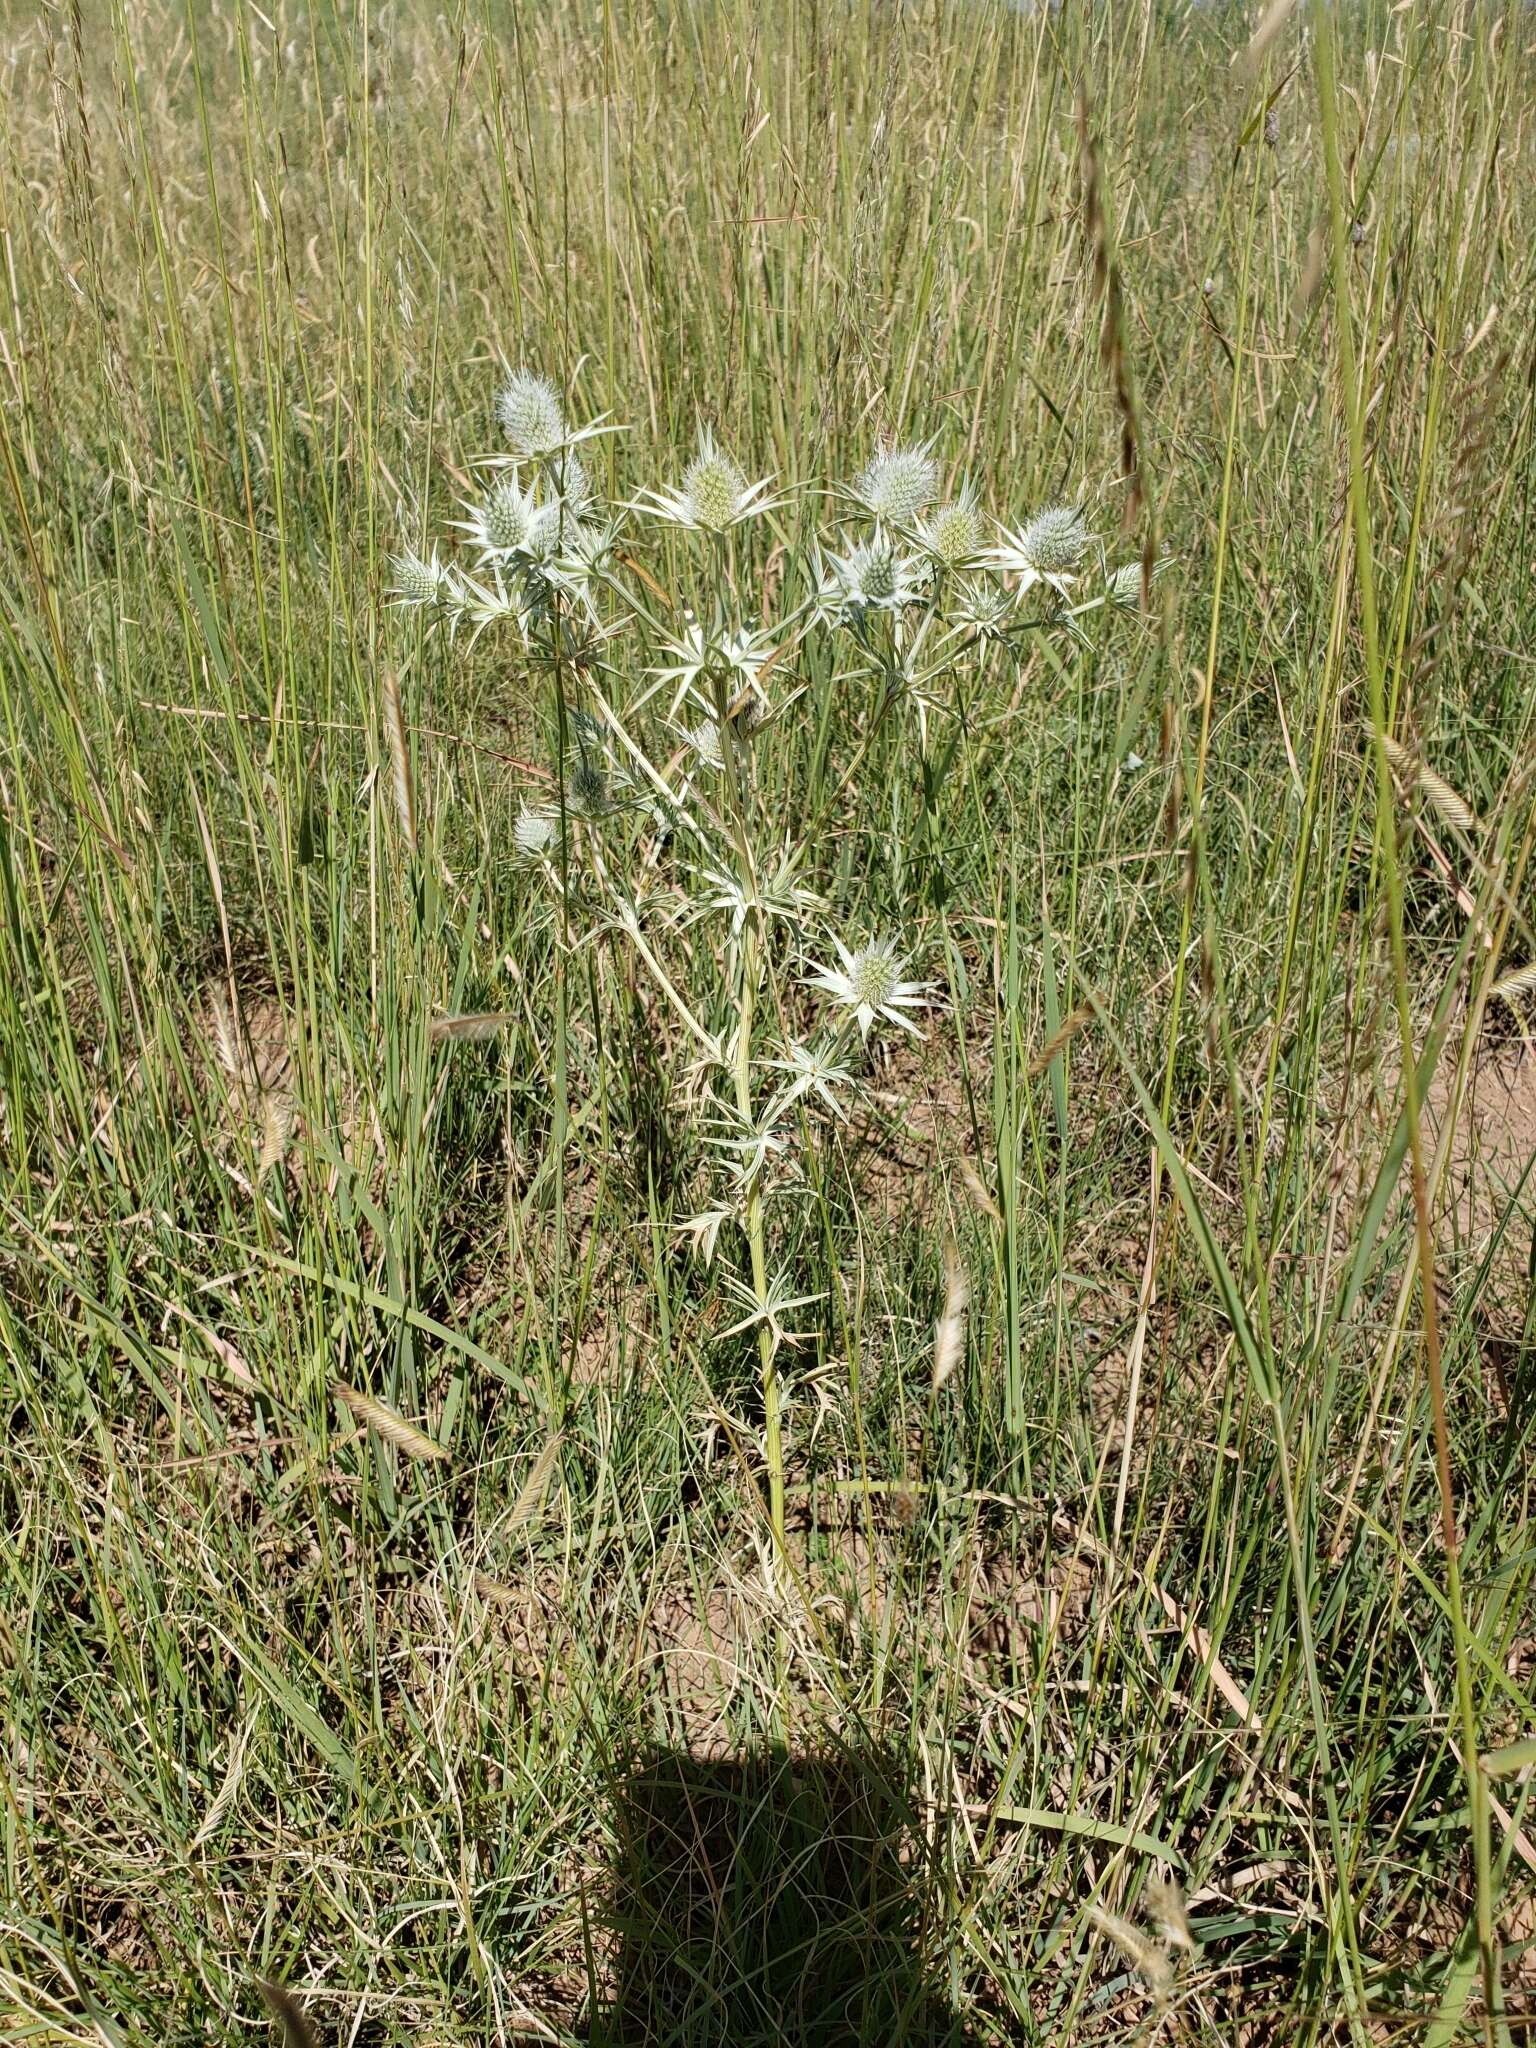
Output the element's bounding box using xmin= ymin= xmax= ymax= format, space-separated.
xmin=1382 ymin=734 xmax=1479 ymax=834
xmin=506 ymin=1433 xmax=565 ymax=1531
xmin=1027 ymin=1005 xmax=1093 ymax=1078
xmin=932 ymin=1245 xmax=970 ymax=1391
xmin=1490 ymin=960 xmax=1536 ymax=1007
xmin=380 ymin=668 xmax=417 ymax=853
xmin=333 ymin=1384 xmax=448 ymax=1462
xmin=429 ymin=1011 xmax=518 ymax=1042
xmin=257 ymin=1979 xmax=319 ymax=2048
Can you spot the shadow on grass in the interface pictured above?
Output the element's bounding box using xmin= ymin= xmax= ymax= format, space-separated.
xmin=593 ymin=1743 xmax=963 ymax=2048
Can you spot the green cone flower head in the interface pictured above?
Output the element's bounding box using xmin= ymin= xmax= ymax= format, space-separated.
xmin=805 ymin=935 xmax=934 ymax=1039
xmin=682 ymin=430 xmax=750 ymax=530
xmin=920 ymin=487 xmax=983 ymax=568
xmin=477 ymin=475 xmax=540 ymax=555
xmin=991 ymin=502 xmax=1091 ymax=593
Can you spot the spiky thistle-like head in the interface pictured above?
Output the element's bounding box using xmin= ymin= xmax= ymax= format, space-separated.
xmin=496 ymin=371 xmax=567 ymax=458
xmin=854 ymin=441 xmax=939 ymax=526
xmin=680 ymin=430 xmax=751 ymax=531
xmin=389 ymin=546 xmax=452 ymax=607
xmin=566 ymin=754 xmax=609 ymax=820
xmin=920 ymin=487 xmax=983 ymax=568
xmin=475 ymin=475 xmax=540 ymax=555
xmin=990 ymin=502 xmax=1091 ymax=593
xmin=817 ymin=537 xmax=927 ymax=622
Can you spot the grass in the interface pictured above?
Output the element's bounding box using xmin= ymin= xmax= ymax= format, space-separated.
xmin=3 ymin=0 xmax=1536 ymax=2041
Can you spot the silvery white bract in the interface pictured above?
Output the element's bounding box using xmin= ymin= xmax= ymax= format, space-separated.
xmin=804 ymin=936 xmax=934 ymax=1039
xmin=631 ymin=426 xmax=783 ymax=533
xmin=989 ymin=502 xmax=1091 ymax=594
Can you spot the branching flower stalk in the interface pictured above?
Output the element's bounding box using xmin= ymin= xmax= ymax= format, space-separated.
xmin=391 ymin=374 xmax=1145 ymax=1696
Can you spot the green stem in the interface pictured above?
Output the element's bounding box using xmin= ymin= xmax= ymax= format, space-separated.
xmin=733 ymin=919 xmax=785 ymax=1560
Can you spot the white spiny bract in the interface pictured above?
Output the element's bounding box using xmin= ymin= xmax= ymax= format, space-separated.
xmin=633 ymin=427 xmax=780 ymax=533
xmin=816 ymin=537 xmax=928 ymax=623
xmin=513 ymin=804 xmax=558 ymax=860
xmin=689 ymin=849 xmax=824 ymax=936
xmin=947 ymin=576 xmax=1016 ymax=643
xmin=648 ymin=618 xmax=776 ymax=718
xmin=853 ymin=441 xmax=939 ymax=526
xmin=436 ymin=563 xmax=528 ymax=647
xmin=496 ymin=371 xmax=568 ymax=458
xmin=990 ymin=502 xmax=1091 ymax=594
xmin=716 ymin=1268 xmax=825 ymax=1351
xmin=765 ymin=1040 xmax=855 ymax=1121
xmin=804 ymin=936 xmax=933 ymax=1039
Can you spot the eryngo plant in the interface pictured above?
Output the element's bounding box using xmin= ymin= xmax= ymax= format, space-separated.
xmin=391 ymin=371 xmax=1150 ymax=1562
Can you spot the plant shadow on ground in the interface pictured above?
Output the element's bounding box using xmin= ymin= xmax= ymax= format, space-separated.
xmin=592 ymin=1743 xmax=964 ymax=2048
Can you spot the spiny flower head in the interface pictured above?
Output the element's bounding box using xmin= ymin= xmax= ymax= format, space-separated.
xmin=1107 ymin=557 xmax=1166 ymax=611
xmin=496 ymin=370 xmax=567 ymax=458
xmin=990 ymin=503 xmax=1091 ymax=593
xmin=817 ymin=537 xmax=927 ymax=622
xmin=632 ymin=427 xmax=781 ymax=533
xmin=919 ymin=486 xmax=984 ymax=568
xmin=682 ymin=431 xmax=749 ymax=530
xmin=805 ymin=935 xmax=933 ymax=1039
xmin=459 ymin=473 xmax=542 ymax=558
xmin=566 ymin=754 xmax=610 ymax=819
xmin=853 ymin=441 xmax=939 ymax=526
xmin=545 ymin=449 xmax=593 ymax=516
xmin=389 ymin=545 xmax=454 ymax=608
